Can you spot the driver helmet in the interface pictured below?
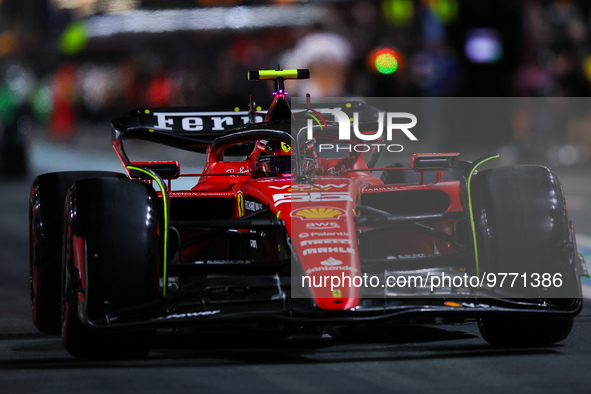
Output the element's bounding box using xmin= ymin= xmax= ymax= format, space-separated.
xmin=254 ymin=139 xmax=293 ymax=177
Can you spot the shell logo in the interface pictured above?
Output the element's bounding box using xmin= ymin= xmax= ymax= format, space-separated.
xmin=292 ymin=207 xmax=345 ymax=220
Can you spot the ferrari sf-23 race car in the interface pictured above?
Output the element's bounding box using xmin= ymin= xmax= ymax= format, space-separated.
xmin=29 ymin=69 xmax=588 ymax=359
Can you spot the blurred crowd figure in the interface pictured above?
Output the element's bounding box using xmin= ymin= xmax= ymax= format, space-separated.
xmin=280 ymin=32 xmax=353 ymax=97
xmin=2 ymin=0 xmax=591 ymax=172
xmin=49 ymin=62 xmax=77 ymax=141
xmin=0 ymin=62 xmax=33 ymax=176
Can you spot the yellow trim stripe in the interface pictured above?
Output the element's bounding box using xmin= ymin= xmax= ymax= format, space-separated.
xmin=127 ymin=165 xmax=169 ymax=296
xmin=467 ymin=155 xmax=500 ymax=278
xmin=306 ymin=113 xmax=324 ymax=130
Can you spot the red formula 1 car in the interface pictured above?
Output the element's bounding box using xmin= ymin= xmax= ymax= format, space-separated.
xmin=30 ymin=69 xmax=588 ymax=359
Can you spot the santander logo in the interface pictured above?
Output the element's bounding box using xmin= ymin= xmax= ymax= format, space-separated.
xmin=321 ymin=257 xmax=343 ymax=266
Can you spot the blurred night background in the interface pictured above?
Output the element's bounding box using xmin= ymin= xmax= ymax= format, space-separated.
xmin=1 ymin=0 xmax=591 ymax=176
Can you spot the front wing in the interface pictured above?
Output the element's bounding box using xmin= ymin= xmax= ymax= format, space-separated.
xmin=73 ymin=285 xmax=583 ymax=333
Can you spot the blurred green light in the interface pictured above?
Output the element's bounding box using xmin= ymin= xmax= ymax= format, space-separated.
xmin=0 ymin=86 xmax=18 ymax=123
xmin=60 ymin=21 xmax=88 ymax=54
xmin=382 ymin=0 xmax=414 ymax=26
xmin=375 ymin=50 xmax=398 ymax=74
xmin=430 ymin=0 xmax=458 ymax=24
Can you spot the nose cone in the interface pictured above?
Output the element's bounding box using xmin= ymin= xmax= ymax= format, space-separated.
xmin=285 ymin=181 xmax=361 ymax=310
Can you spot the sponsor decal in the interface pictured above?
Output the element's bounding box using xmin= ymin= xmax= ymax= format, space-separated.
xmin=303 ymin=247 xmax=355 ymax=256
xmin=257 ymin=140 xmax=268 ymax=151
xmin=305 ymin=222 xmax=340 ymax=229
xmin=281 ymin=142 xmax=292 ymax=153
xmin=274 ymin=192 xmax=353 ymax=206
xmin=299 ymin=231 xmax=349 ymax=238
xmin=327 ymin=166 xmax=351 ymax=175
xmin=291 ymin=207 xmax=346 ymax=220
xmin=362 ymin=184 xmax=431 ymax=193
xmin=156 ymin=310 xmax=221 ymax=320
xmin=301 ymin=239 xmax=352 ymax=247
xmin=321 ymin=257 xmax=343 ymax=266
xmin=245 ymin=200 xmax=263 ymax=211
xmin=305 ymin=265 xmax=357 ymax=275
xmin=168 ymin=191 xmax=235 ymax=198
xmin=226 ymin=166 xmax=249 ymax=176
xmin=152 ymin=111 xmax=263 ymax=131
xmin=169 ymin=191 xmax=235 ymax=197
xmin=269 ymin=184 xmax=347 ymax=190
xmin=194 ymin=260 xmax=251 ymax=264
xmin=237 ymin=193 xmax=244 ymax=217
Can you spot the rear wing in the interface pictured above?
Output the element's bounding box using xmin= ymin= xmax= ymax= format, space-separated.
xmin=111 ymin=106 xmax=267 ymax=166
xmin=110 ymin=99 xmax=390 ymax=172
xmin=111 ymin=106 xmax=265 ymax=141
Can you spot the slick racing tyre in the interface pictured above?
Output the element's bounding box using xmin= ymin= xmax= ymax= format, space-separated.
xmin=29 ymin=171 xmax=125 ymax=335
xmin=470 ymin=165 xmax=580 ymax=346
xmin=62 ymin=177 xmax=159 ymax=359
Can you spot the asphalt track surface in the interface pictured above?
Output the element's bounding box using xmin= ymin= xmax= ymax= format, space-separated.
xmin=1 ymin=134 xmax=591 ymax=393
